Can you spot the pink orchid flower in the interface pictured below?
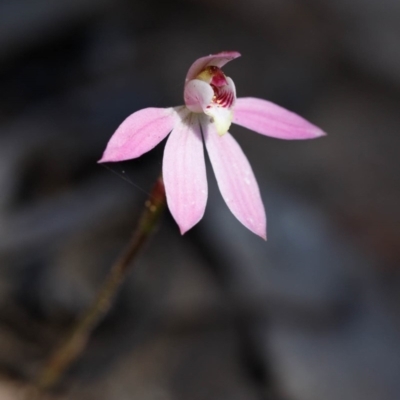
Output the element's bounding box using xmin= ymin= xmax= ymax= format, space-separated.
xmin=99 ymin=51 xmax=325 ymax=239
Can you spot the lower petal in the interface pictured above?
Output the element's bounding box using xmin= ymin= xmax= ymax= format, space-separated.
xmin=233 ymin=97 xmax=326 ymax=140
xmin=163 ymin=113 xmax=208 ymax=234
xmin=202 ymin=116 xmax=266 ymax=239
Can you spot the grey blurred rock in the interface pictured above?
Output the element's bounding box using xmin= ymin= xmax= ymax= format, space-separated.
xmin=201 ymin=177 xmax=400 ymax=400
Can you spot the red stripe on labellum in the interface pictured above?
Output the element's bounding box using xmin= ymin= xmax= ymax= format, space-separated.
xmin=212 ymin=85 xmax=234 ymax=108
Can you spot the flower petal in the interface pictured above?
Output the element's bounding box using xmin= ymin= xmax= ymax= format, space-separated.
xmin=184 ymin=79 xmax=214 ymax=113
xmin=163 ymin=113 xmax=207 ymax=234
xmin=233 ymin=97 xmax=326 ymax=140
xmin=202 ymin=116 xmax=266 ymax=239
xmin=185 ymin=51 xmax=241 ymax=82
xmin=99 ymin=107 xmax=185 ymax=163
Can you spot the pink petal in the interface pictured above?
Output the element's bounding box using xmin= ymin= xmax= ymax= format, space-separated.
xmin=233 ymin=97 xmax=326 ymax=140
xmin=202 ymin=116 xmax=266 ymax=239
xmin=185 ymin=51 xmax=241 ymax=82
xmin=99 ymin=107 xmax=185 ymax=163
xmin=184 ymin=79 xmax=214 ymax=113
xmin=163 ymin=113 xmax=207 ymax=234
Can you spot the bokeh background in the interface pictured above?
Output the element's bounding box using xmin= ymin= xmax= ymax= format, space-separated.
xmin=0 ymin=0 xmax=399 ymax=399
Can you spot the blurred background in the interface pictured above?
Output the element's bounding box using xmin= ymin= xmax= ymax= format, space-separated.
xmin=0 ymin=0 xmax=399 ymax=399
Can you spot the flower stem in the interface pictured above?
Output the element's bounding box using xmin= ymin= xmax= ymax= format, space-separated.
xmin=35 ymin=176 xmax=166 ymax=392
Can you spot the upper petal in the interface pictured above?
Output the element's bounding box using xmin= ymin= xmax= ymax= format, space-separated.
xmin=233 ymin=97 xmax=326 ymax=140
xmin=202 ymin=116 xmax=266 ymax=239
xmin=99 ymin=107 xmax=185 ymax=163
xmin=163 ymin=113 xmax=208 ymax=235
xmin=185 ymin=51 xmax=241 ymax=83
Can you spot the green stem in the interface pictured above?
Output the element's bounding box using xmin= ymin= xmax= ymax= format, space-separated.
xmin=35 ymin=176 xmax=166 ymax=391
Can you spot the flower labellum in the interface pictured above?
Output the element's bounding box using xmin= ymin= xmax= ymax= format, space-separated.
xmin=185 ymin=65 xmax=236 ymax=135
xmin=99 ymin=51 xmax=326 ymax=239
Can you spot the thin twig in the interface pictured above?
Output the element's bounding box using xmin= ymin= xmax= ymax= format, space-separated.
xmin=34 ymin=176 xmax=166 ymax=393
